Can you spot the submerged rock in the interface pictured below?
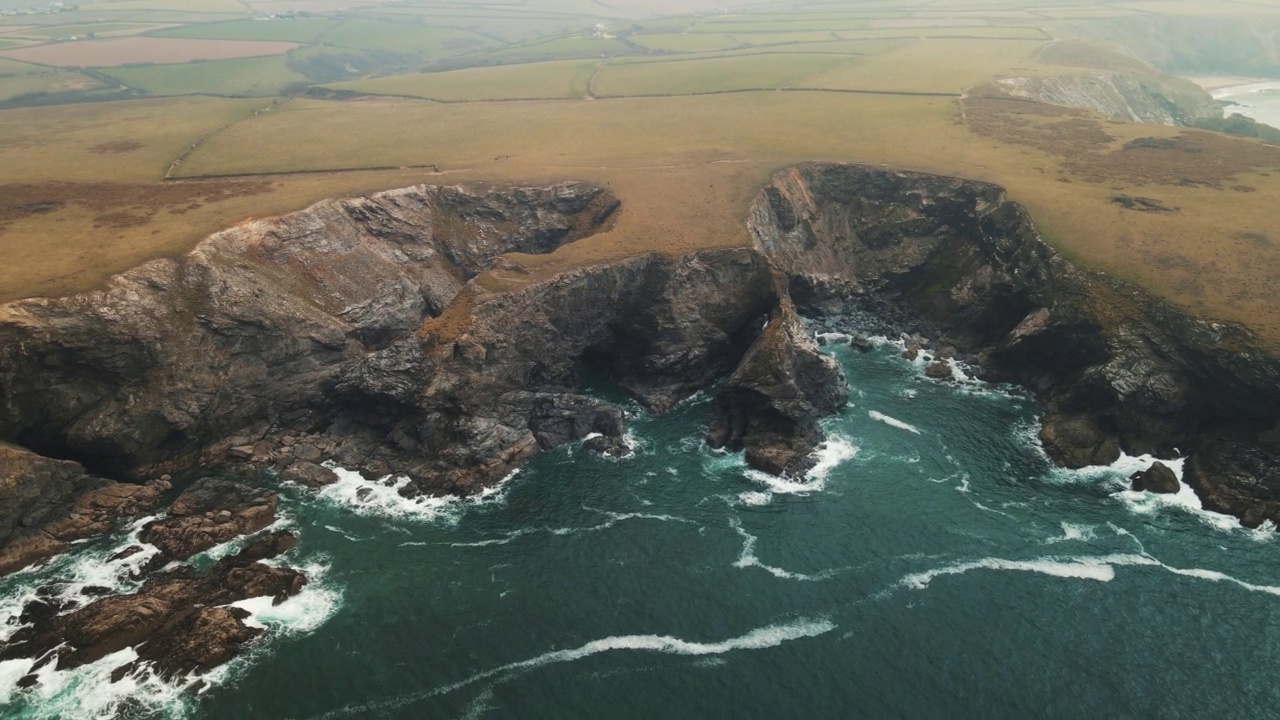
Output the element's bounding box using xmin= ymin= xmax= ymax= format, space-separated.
xmin=1130 ymin=461 xmax=1181 ymax=494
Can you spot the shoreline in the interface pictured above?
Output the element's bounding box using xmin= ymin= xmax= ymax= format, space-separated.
xmin=1183 ymin=75 xmax=1279 ymax=93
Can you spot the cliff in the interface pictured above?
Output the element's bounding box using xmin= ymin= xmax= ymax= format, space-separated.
xmin=749 ymin=163 xmax=1280 ymax=527
xmin=993 ymin=72 xmax=1222 ymax=126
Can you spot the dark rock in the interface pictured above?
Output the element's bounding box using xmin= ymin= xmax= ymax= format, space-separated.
xmin=924 ymin=361 xmax=952 ymax=379
xmin=902 ymin=345 xmax=920 ymax=361
xmin=1185 ymin=440 xmax=1280 ymax=529
xmin=279 ymin=461 xmax=339 ymax=489
xmin=0 ymin=444 xmax=166 ymax=576
xmin=1131 ymin=461 xmax=1180 ymax=493
xmin=747 ymin=162 xmax=1279 ymax=523
xmin=707 ymin=297 xmax=850 ymax=476
xmin=848 ymin=334 xmax=874 ymax=353
xmin=108 ymin=545 xmax=145 ymax=562
xmin=139 ymin=478 xmax=276 ymax=560
xmin=582 ymin=434 xmax=629 ymax=457
xmin=0 ymin=531 xmax=303 ymax=681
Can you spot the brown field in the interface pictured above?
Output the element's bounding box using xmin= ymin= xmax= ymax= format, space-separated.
xmin=0 ymin=37 xmax=301 ymax=67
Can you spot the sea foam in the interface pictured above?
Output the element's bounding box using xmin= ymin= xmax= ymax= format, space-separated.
xmin=317 ymin=465 xmax=514 ymax=523
xmin=869 ymin=411 xmax=922 ymax=435
xmin=313 ymin=617 xmax=836 ymax=718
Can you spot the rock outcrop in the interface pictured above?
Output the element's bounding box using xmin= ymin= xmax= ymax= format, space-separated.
xmin=139 ymin=478 xmax=278 ymax=560
xmin=0 ymin=443 xmax=168 ymax=575
xmin=1131 ymin=461 xmax=1181 ymax=494
xmin=1185 ymin=440 xmax=1280 ymax=528
xmin=748 ymin=163 xmax=1280 ymax=526
xmin=707 ymin=295 xmax=849 ymax=475
xmin=0 ymin=530 xmax=304 ymax=683
xmin=994 ymin=72 xmax=1222 ymax=127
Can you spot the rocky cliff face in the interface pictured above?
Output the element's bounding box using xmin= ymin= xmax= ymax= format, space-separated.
xmin=994 ymin=72 xmax=1222 ymax=126
xmin=0 ymin=182 xmax=620 ymax=482
xmin=749 ymin=163 xmax=1280 ymax=527
xmin=5 ymin=166 xmax=1277 ymax=545
xmin=0 ymin=179 xmax=841 ymax=512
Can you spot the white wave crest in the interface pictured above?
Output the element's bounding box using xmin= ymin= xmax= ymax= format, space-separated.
xmin=1043 ymin=452 xmax=1246 ymax=533
xmin=902 ymin=552 xmax=1280 ymax=598
xmin=313 ymin=618 xmax=836 ymax=718
xmin=902 ymin=555 xmax=1127 ymax=588
xmin=806 ymin=435 xmax=858 ymax=482
xmin=1046 ymin=522 xmax=1097 ymax=544
xmin=868 ymin=411 xmax=921 ymax=435
xmin=317 ymin=465 xmax=513 ymax=523
xmin=736 ymin=491 xmax=773 ymax=507
xmin=231 ymin=561 xmax=342 ymax=634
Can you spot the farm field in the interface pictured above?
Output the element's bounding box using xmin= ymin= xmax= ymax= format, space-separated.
xmin=591 ymin=54 xmax=852 ymax=96
xmin=103 ymin=55 xmax=309 ymax=97
xmin=0 ymin=0 xmax=1276 ymax=350
xmin=0 ymin=37 xmax=300 ymax=66
xmin=327 ymin=59 xmax=598 ymax=101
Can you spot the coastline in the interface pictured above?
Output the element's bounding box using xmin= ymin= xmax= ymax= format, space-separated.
xmin=1185 ymin=75 xmax=1280 ymax=128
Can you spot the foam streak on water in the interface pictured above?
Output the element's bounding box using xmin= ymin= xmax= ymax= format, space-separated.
xmin=902 ymin=552 xmax=1280 ymax=598
xmin=730 ymin=517 xmax=837 ymax=581
xmin=869 ymin=411 xmax=921 ymax=435
xmin=313 ymin=618 xmax=837 ymax=719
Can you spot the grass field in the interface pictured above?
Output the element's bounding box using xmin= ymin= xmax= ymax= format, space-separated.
xmin=483 ymin=35 xmax=635 ymax=60
xmin=151 ymin=18 xmax=340 ymax=43
xmin=795 ymin=38 xmax=1043 ymax=93
xmin=17 ymin=23 xmax=160 ymax=38
xmin=323 ymin=19 xmax=494 ymax=58
xmin=326 ymin=59 xmax=598 ymax=101
xmin=629 ymin=33 xmax=742 ymax=52
xmin=0 ymin=0 xmax=1278 ymax=349
xmin=0 ymin=67 xmax=102 ymax=101
xmin=592 ymin=53 xmax=853 ymax=96
xmin=0 ymin=37 xmax=300 ymax=67
xmin=102 ymin=55 xmax=308 ymax=96
xmin=79 ymin=0 xmax=248 ymax=11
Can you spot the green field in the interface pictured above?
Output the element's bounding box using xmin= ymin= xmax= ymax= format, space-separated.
xmin=79 ymin=0 xmax=247 ymax=11
xmin=102 ymin=55 xmax=308 ymax=97
xmin=327 ymin=59 xmax=598 ymax=101
xmin=629 ymin=33 xmax=742 ymax=52
xmin=484 ymin=35 xmax=636 ymax=60
xmin=592 ymin=53 xmax=853 ymax=96
xmin=688 ymin=19 xmax=869 ymax=33
xmin=323 ymin=19 xmax=494 ymax=58
xmin=730 ymin=31 xmax=842 ymax=45
xmin=151 ymin=18 xmax=340 ymax=43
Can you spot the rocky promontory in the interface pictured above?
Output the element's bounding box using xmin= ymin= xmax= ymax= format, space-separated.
xmin=749 ymin=163 xmax=1280 ymax=527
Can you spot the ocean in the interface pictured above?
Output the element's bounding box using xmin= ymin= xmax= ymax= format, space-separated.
xmin=3 ymin=332 xmax=1279 ymax=719
xmin=1210 ymin=80 xmax=1280 ymax=129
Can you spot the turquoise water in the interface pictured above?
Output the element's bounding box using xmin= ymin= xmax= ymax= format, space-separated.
xmin=4 ymin=336 xmax=1280 ymax=719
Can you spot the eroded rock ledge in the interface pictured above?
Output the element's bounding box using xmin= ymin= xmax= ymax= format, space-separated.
xmin=750 ymin=162 xmax=1280 ymax=527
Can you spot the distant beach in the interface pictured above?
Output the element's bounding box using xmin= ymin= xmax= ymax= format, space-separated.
xmin=1187 ymin=75 xmax=1280 ymax=129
